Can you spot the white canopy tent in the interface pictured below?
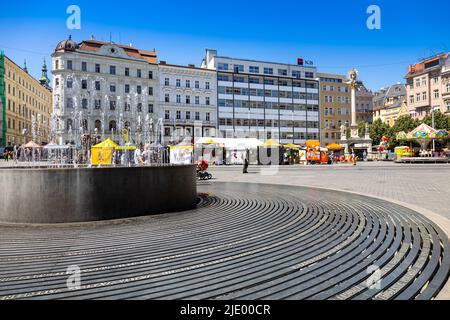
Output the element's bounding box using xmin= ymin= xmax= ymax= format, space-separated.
xmin=195 ymin=137 xmax=263 ymax=165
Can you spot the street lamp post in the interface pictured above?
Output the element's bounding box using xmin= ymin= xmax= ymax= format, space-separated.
xmin=431 ymin=107 xmax=437 ymax=153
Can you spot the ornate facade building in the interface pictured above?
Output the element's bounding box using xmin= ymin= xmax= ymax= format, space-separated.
xmin=0 ymin=51 xmax=52 ymax=147
xmin=405 ymin=53 xmax=450 ymax=119
xmin=373 ymin=83 xmax=407 ymax=126
xmin=51 ymin=37 xmax=159 ymax=144
xmin=158 ymin=61 xmax=217 ymax=143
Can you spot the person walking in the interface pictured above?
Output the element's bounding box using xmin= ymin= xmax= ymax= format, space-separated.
xmin=243 ymin=149 xmax=249 ymax=174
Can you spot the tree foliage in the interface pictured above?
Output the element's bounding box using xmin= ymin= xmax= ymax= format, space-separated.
xmin=368 ymin=112 xmax=450 ymax=150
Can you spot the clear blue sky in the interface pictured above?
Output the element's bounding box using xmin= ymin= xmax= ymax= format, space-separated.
xmin=1 ymin=0 xmax=449 ymax=91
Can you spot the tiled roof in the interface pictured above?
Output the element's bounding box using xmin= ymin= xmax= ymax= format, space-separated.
xmin=77 ymin=40 xmax=157 ymax=64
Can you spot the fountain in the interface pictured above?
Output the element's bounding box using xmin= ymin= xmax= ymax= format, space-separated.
xmin=0 ymin=73 xmax=196 ymax=224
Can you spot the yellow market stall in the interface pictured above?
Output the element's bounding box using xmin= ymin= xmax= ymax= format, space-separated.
xmin=91 ymin=139 xmax=119 ymax=165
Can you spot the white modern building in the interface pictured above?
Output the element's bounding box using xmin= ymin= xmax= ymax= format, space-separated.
xmin=158 ymin=61 xmax=217 ymax=143
xmin=201 ymin=49 xmax=320 ymax=144
xmin=52 ymin=37 xmax=159 ymax=144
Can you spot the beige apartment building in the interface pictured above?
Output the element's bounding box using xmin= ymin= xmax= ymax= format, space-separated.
xmin=0 ymin=52 xmax=52 ymax=147
xmin=405 ymin=53 xmax=450 ymax=119
xmin=373 ymin=83 xmax=407 ymax=126
xmin=318 ymin=73 xmax=351 ymax=146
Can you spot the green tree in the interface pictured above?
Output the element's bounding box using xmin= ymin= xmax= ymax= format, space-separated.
xmin=423 ymin=111 xmax=450 ymax=149
xmin=369 ymin=118 xmax=390 ymax=146
xmin=423 ymin=111 xmax=450 ymax=130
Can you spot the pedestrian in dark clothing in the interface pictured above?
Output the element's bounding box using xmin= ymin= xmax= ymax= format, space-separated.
xmin=243 ymin=149 xmax=249 ymax=174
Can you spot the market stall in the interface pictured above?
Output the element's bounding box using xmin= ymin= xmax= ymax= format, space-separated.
xmin=90 ymin=139 xmax=119 ymax=165
xmin=258 ymin=139 xmax=282 ymax=165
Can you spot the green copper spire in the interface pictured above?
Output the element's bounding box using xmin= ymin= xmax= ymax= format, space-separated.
xmin=39 ymin=58 xmax=50 ymax=86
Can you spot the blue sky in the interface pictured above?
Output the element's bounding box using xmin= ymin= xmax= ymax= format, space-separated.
xmin=1 ymin=0 xmax=449 ymax=91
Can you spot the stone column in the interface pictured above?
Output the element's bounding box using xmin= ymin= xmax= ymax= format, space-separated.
xmin=351 ymin=85 xmax=357 ymax=126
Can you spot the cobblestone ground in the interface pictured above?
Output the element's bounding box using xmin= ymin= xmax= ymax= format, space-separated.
xmin=209 ymin=162 xmax=450 ymax=219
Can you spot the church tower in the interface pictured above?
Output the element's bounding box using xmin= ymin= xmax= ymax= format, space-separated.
xmin=39 ymin=58 xmax=50 ymax=88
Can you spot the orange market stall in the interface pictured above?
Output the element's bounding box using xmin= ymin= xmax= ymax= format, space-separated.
xmin=306 ymin=140 xmax=330 ymax=165
xmin=326 ymin=143 xmax=344 ymax=163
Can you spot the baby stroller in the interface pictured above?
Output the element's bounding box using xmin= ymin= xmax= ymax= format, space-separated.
xmin=196 ymin=160 xmax=212 ymax=180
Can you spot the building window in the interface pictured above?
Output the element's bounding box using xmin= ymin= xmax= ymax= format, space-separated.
xmin=81 ymin=79 xmax=87 ymax=89
xmin=95 ymin=64 xmax=100 ymax=73
xmin=109 ymin=121 xmax=117 ymax=132
xmin=176 ymin=79 xmax=181 ymax=87
xmin=110 ymin=66 xmax=116 ymax=75
xmin=148 ymin=104 xmax=153 ymax=113
xmin=110 ymin=83 xmax=116 ymax=93
xmin=66 ymin=98 xmax=74 ymax=109
xmin=125 ymin=84 xmax=130 ymax=94
xmin=305 ymin=72 xmax=314 ymax=78
xmin=410 ymin=95 xmax=414 ymax=104
xmin=82 ymin=99 xmax=88 ymax=109
xmin=186 ymin=95 xmax=191 ymax=104
xmin=186 ymin=80 xmax=190 ymax=88
xmin=66 ymin=79 xmax=73 ymax=89
xmin=434 ymin=90 xmax=440 ymax=99
xmin=176 ymin=110 xmax=181 ymax=119
xmin=165 ymin=110 xmax=170 ymax=120
xmin=137 ymin=103 xmax=142 ymax=112
xmin=82 ymin=61 xmax=87 ymax=72
xmin=148 ymin=71 xmax=153 ymax=79
xmin=165 ymin=78 xmax=169 ymax=86
xmin=447 ymin=83 xmax=450 ymax=93
xmin=148 ymin=87 xmax=153 ymax=96
xmin=278 ymin=69 xmax=287 ymax=76
xmin=206 ymin=82 xmax=210 ymax=90
xmin=186 ymin=111 xmax=190 ymax=120
xmin=94 ymin=100 xmax=101 ymax=109
xmin=206 ymin=112 xmax=210 ymax=121
xmin=95 ymin=81 xmax=101 ymax=91
xmin=422 ymin=92 xmax=427 ymax=100
xmin=137 ymin=86 xmax=142 ymax=94
xmin=195 ymin=112 xmax=200 ymax=121
xmin=416 ymin=93 xmax=420 ymax=102
xmin=205 ymin=97 xmax=210 ymax=106
xmin=124 ymin=103 xmax=131 ymax=112
xmin=125 ymin=68 xmax=130 ymax=76
xmin=176 ymin=94 xmax=181 ymax=103
xmin=195 ymin=81 xmax=199 ymax=89
xmin=195 ymin=96 xmax=200 ymax=105
xmin=66 ymin=119 xmax=73 ymax=130
xmin=249 ymin=66 xmax=259 ymax=73
xmin=264 ymin=67 xmax=273 ymax=75
xmin=137 ymin=69 xmax=142 ymax=78
xmin=218 ymin=63 xmax=228 ymax=71
xmin=67 ymin=60 xmax=73 ymax=70
xmin=110 ymin=101 xmax=116 ymax=111
xmin=234 ymin=64 xmax=244 ymax=73
xmin=165 ymin=93 xmax=170 ymax=103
